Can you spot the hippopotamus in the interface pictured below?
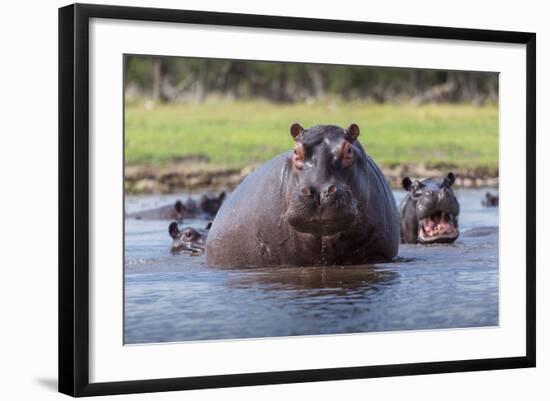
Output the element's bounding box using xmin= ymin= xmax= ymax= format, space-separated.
xmin=169 ymin=221 xmax=211 ymax=254
xmin=206 ymin=123 xmax=400 ymax=267
xmin=128 ymin=200 xmax=192 ymax=221
xmin=127 ymin=192 xmax=226 ymax=221
xmin=482 ymin=192 xmax=499 ymax=207
xmin=400 ymin=173 xmax=460 ymax=244
xmin=198 ymin=191 xmax=226 ymax=216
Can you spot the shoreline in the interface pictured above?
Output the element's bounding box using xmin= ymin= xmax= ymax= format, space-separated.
xmin=125 ymin=161 xmax=498 ymax=195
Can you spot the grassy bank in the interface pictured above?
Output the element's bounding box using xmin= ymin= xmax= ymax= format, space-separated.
xmin=125 ymin=100 xmax=498 ymax=170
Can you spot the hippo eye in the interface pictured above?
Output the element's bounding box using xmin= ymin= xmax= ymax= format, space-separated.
xmin=411 ymin=185 xmax=423 ymax=198
xmin=340 ymin=141 xmax=354 ymax=168
xmin=292 ymin=143 xmax=305 ymax=170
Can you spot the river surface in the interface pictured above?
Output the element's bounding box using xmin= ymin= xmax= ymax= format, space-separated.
xmin=124 ymin=188 xmax=499 ymax=344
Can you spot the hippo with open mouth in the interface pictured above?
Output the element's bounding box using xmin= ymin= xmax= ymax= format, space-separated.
xmin=400 ymin=173 xmax=460 ymax=244
xmin=169 ymin=221 xmax=211 ymax=254
xmin=206 ymin=123 xmax=400 ymax=267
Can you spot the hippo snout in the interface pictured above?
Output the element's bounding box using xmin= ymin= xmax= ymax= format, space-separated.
xmin=300 ymin=184 xmax=341 ymax=205
xmin=286 ymin=184 xmax=358 ymax=236
xmin=321 ymin=184 xmax=338 ymax=204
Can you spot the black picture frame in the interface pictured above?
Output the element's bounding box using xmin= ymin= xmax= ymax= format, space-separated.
xmin=58 ymin=3 xmax=536 ymax=397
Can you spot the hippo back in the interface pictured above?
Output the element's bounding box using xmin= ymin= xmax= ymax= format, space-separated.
xmin=206 ymin=153 xmax=290 ymax=266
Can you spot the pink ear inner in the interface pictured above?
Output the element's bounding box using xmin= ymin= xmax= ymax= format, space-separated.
xmin=290 ymin=123 xmax=304 ymax=140
xmin=346 ymin=123 xmax=360 ymax=142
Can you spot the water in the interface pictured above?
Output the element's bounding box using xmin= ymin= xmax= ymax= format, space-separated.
xmin=124 ymin=188 xmax=499 ymax=344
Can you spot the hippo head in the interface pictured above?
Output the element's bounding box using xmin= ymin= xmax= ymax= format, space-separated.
xmin=169 ymin=222 xmax=211 ymax=254
xmin=283 ymin=123 xmax=365 ymax=236
xmin=402 ymin=172 xmax=460 ymax=244
xmin=174 ymin=200 xmax=186 ymax=221
xmin=199 ymin=191 xmax=226 ymax=216
xmin=482 ymin=192 xmax=499 ymax=207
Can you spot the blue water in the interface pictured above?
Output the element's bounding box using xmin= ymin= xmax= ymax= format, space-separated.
xmin=124 ymin=188 xmax=498 ymax=344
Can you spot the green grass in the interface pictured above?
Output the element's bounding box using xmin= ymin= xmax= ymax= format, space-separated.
xmin=125 ymin=99 xmax=498 ymax=169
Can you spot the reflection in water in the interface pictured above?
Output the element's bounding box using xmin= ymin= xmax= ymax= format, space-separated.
xmin=124 ymin=188 xmax=499 ymax=344
xmin=226 ymin=265 xmax=398 ymax=297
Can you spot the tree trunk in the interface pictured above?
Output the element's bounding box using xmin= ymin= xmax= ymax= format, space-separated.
xmin=274 ymin=64 xmax=290 ymax=102
xmin=194 ymin=60 xmax=209 ymax=103
xmin=152 ymin=58 xmax=162 ymax=101
xmin=308 ymin=66 xmax=325 ymax=98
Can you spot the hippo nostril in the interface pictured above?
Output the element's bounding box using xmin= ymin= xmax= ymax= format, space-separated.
xmin=321 ymin=184 xmax=339 ymax=203
xmin=301 ymin=187 xmax=312 ymax=196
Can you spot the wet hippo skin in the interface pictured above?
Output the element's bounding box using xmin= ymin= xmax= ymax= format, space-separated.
xmin=206 ymin=123 xmax=400 ymax=267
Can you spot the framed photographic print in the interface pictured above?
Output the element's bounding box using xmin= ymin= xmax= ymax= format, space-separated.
xmin=58 ymin=3 xmax=536 ymax=397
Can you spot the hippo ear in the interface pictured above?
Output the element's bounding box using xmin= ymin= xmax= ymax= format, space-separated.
xmin=218 ymin=191 xmax=226 ymax=201
xmin=174 ymin=200 xmax=184 ymax=212
xmin=169 ymin=222 xmax=180 ymax=239
xmin=402 ymin=177 xmax=413 ymax=191
xmin=345 ymin=123 xmax=360 ymax=142
xmin=445 ymin=172 xmax=456 ymax=186
xmin=290 ymin=123 xmax=304 ymax=140
xmin=205 ymin=222 xmax=212 ymax=230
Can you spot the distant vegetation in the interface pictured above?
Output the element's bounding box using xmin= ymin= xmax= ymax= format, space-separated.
xmin=125 ymin=100 xmax=498 ymax=170
xmin=124 ymin=55 xmax=499 ymax=192
xmin=125 ymin=56 xmax=498 ymax=105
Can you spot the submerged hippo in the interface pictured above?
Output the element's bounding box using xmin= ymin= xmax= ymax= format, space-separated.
xmin=198 ymin=191 xmax=226 ymax=216
xmin=482 ymin=192 xmax=499 ymax=207
xmin=127 ymin=192 xmax=226 ymax=221
xmin=206 ymin=123 xmax=400 ymax=267
xmin=128 ymin=200 xmax=191 ymax=221
xmin=169 ymin=221 xmax=211 ymax=254
xmin=400 ymin=173 xmax=460 ymax=244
